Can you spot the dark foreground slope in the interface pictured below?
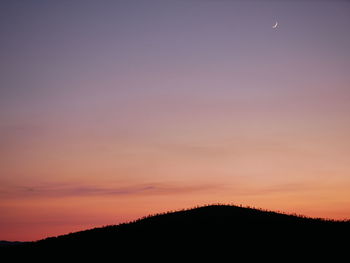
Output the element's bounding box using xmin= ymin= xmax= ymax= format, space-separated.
xmin=3 ymin=205 xmax=350 ymax=258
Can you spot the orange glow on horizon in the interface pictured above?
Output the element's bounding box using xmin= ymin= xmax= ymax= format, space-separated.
xmin=1 ymin=0 xmax=350 ymax=241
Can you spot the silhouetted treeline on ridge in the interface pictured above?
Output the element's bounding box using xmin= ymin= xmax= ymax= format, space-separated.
xmin=2 ymin=204 xmax=349 ymax=258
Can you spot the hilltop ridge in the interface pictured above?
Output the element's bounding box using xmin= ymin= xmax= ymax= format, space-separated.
xmin=2 ymin=204 xmax=349 ymax=258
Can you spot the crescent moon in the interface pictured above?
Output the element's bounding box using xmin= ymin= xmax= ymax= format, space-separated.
xmin=272 ymin=22 xmax=278 ymax=29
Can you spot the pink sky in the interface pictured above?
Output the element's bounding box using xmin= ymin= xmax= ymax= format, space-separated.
xmin=1 ymin=1 xmax=350 ymax=241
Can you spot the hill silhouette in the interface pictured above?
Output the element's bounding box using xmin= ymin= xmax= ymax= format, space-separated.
xmin=2 ymin=204 xmax=350 ymax=259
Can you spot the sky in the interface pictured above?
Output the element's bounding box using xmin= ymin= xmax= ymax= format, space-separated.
xmin=1 ymin=0 xmax=350 ymax=241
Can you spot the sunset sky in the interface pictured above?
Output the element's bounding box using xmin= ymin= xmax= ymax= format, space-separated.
xmin=1 ymin=0 xmax=350 ymax=241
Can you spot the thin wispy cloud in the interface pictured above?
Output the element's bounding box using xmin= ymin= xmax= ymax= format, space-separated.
xmin=0 ymin=182 xmax=222 ymax=199
xmin=0 ymin=180 xmax=315 ymax=200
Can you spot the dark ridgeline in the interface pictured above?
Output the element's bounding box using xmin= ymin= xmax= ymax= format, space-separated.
xmin=2 ymin=204 xmax=349 ymax=259
xmin=0 ymin=241 xmax=26 ymax=247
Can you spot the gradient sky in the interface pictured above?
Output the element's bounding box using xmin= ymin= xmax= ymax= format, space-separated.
xmin=1 ymin=0 xmax=350 ymax=241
